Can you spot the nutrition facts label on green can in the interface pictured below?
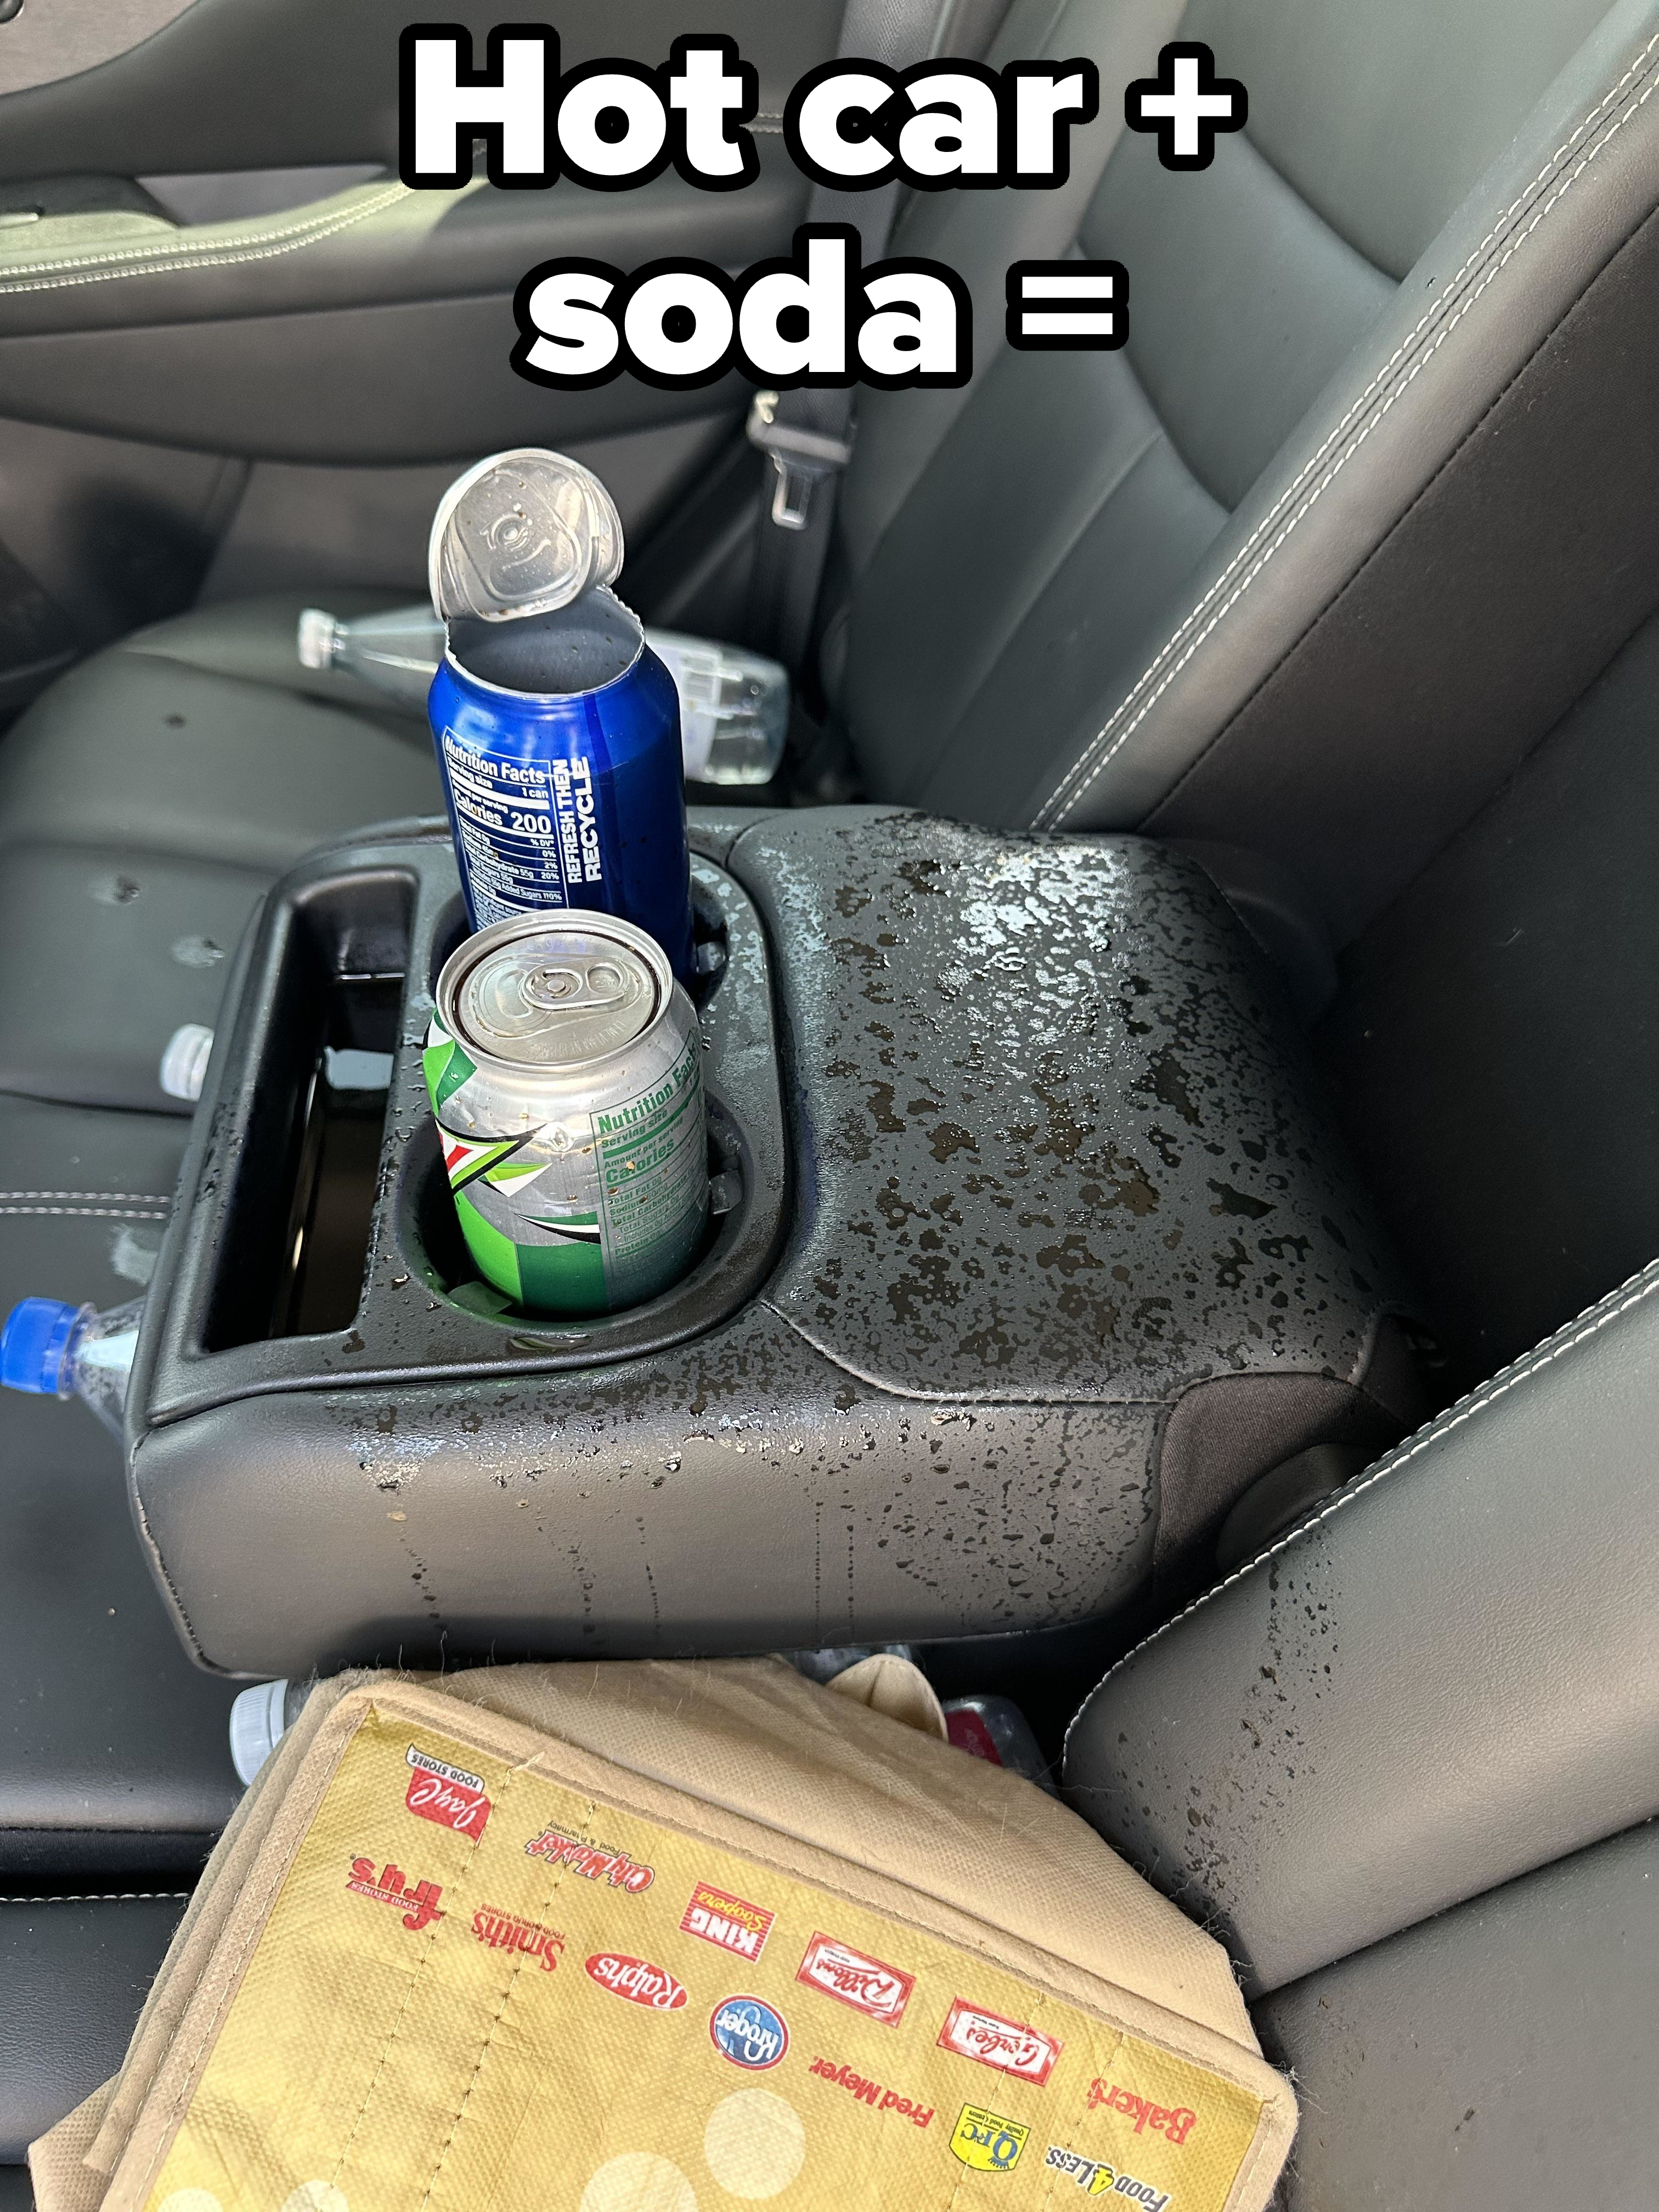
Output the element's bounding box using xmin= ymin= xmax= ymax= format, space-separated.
xmin=595 ymin=1036 xmax=707 ymax=1295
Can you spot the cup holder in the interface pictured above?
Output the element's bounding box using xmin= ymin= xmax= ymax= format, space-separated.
xmin=425 ymin=872 xmax=731 ymax=1009
xmin=399 ymin=1094 xmax=754 ymax=1349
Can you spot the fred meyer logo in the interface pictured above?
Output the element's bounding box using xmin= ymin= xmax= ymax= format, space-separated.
xmin=797 ymin=1932 xmax=913 ymax=2026
xmin=585 ymin=1953 xmax=688 ymax=2011
xmin=951 ymin=2104 xmax=1030 ymax=2174
xmin=404 ymin=1745 xmax=491 ymax=1837
xmin=681 ymin=1882 xmax=774 ymax=1963
xmin=939 ymin=1998 xmax=1062 ymax=2086
xmin=710 ymin=1996 xmax=789 ymax=2070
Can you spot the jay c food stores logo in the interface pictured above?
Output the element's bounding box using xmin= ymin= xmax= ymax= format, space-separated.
xmin=404 ymin=1744 xmax=492 ymax=1836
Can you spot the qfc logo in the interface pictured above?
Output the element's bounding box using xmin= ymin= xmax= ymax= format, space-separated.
xmin=709 ymin=1995 xmax=789 ymax=2070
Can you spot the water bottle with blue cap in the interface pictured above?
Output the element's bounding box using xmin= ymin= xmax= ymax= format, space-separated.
xmin=0 ymin=1293 xmax=144 ymax=1434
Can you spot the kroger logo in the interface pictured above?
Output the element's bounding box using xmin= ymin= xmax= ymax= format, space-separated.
xmin=709 ymin=1995 xmax=789 ymax=2070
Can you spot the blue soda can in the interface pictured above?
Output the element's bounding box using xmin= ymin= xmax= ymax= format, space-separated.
xmin=426 ymin=450 xmax=695 ymax=980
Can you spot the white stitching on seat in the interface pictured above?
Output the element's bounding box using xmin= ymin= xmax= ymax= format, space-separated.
xmin=0 ymin=1204 xmax=170 ymax=1219
xmin=1062 ymin=1252 xmax=1659 ymax=1762
xmin=0 ymin=1191 xmax=172 ymax=1204
xmin=0 ymin=1891 xmax=193 ymax=1905
xmin=1034 ymin=27 xmax=1659 ymax=831
xmin=0 ymin=182 xmax=408 ymax=297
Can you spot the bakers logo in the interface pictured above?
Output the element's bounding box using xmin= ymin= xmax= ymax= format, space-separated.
xmin=797 ymin=1932 xmax=914 ymax=2026
xmin=681 ymin=1882 xmax=775 ymax=1963
xmin=524 ymin=1826 xmax=654 ymax=1893
xmin=472 ymin=1906 xmax=565 ymax=1973
xmin=404 ymin=1745 xmax=492 ymax=1837
xmin=950 ymin=2104 xmax=1030 ymax=2174
xmin=1087 ymin=2080 xmax=1196 ymax=2147
xmin=346 ymin=1857 xmax=445 ymax=1932
xmin=585 ymin=1953 xmax=689 ymax=2010
xmin=1046 ymin=2145 xmax=1171 ymax=2205
xmin=709 ymin=1995 xmax=789 ymax=2070
xmin=938 ymin=1999 xmax=1061 ymax=2086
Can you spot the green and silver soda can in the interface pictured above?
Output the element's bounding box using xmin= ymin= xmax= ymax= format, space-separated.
xmin=424 ymin=911 xmax=707 ymax=1316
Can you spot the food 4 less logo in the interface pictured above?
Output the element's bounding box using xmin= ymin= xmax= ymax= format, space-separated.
xmin=950 ymin=2104 xmax=1030 ymax=2173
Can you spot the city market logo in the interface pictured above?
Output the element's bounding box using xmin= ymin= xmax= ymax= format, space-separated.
xmin=523 ymin=1826 xmax=656 ymax=1892
xmin=709 ymin=1995 xmax=789 ymax=2070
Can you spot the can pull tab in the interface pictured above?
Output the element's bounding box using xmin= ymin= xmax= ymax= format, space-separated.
xmin=429 ymin=448 xmax=625 ymax=624
xmin=521 ymin=960 xmax=632 ymax=1016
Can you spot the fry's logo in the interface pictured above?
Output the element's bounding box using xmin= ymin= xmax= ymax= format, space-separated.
xmin=1047 ymin=2145 xmax=1170 ymax=2204
xmin=404 ymin=1745 xmax=492 ymax=1837
xmin=950 ymin=2105 xmax=1030 ymax=2174
xmin=585 ymin=1953 xmax=689 ymax=2010
xmin=1087 ymin=2081 xmax=1196 ymax=2146
xmin=472 ymin=1905 xmax=564 ymax=1972
xmin=681 ymin=1882 xmax=774 ymax=1962
xmin=523 ymin=1826 xmax=654 ymax=1892
xmin=346 ymin=1857 xmax=445 ymax=1932
xmin=938 ymin=1999 xmax=1061 ymax=2085
xmin=797 ymin=1932 xmax=914 ymax=2025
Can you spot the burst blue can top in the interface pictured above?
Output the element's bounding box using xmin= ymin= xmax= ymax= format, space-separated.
xmin=425 ymin=449 xmax=695 ymax=981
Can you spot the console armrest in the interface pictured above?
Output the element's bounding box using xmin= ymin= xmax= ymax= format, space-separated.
xmin=1064 ymin=1262 xmax=1659 ymax=1995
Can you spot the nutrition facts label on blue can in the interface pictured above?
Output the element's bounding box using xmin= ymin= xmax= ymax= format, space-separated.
xmin=439 ymin=728 xmax=607 ymax=925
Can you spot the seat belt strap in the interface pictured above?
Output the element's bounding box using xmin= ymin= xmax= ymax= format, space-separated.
xmin=746 ymin=0 xmax=949 ymax=675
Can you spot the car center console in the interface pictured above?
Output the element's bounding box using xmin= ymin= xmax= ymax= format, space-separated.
xmin=126 ymin=807 xmax=1417 ymax=1677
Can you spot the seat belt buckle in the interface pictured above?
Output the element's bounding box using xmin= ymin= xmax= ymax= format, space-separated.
xmin=746 ymin=391 xmax=854 ymax=532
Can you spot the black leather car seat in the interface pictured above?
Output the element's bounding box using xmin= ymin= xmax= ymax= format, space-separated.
xmin=1063 ymin=1252 xmax=1659 ymax=2208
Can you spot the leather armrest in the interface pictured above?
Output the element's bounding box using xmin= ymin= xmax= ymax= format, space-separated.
xmin=1064 ymin=1258 xmax=1659 ymax=1995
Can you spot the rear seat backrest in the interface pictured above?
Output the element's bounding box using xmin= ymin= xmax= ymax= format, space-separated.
xmin=836 ymin=0 xmax=1647 ymax=944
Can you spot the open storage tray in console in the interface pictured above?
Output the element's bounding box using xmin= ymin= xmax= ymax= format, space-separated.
xmin=128 ymin=808 xmax=1417 ymax=1679
xmin=133 ymin=821 xmax=788 ymax=1421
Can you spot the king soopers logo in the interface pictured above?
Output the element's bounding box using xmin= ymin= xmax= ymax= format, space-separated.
xmin=709 ymin=1995 xmax=789 ymax=2070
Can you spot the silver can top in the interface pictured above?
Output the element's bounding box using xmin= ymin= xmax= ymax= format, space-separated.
xmin=428 ymin=448 xmax=624 ymax=624
xmin=438 ymin=912 xmax=667 ymax=1069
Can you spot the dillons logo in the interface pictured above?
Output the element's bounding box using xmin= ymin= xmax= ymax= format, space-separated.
xmin=709 ymin=1995 xmax=789 ymax=2070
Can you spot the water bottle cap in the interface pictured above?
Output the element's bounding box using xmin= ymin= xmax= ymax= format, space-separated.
xmin=0 ymin=1297 xmax=83 ymax=1396
xmin=428 ymin=448 xmax=624 ymax=624
xmin=228 ymin=1678 xmax=291 ymax=1787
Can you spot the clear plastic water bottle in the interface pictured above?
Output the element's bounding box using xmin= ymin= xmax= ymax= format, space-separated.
xmin=0 ymin=1294 xmax=144 ymax=1435
xmin=228 ymin=1677 xmax=312 ymax=1786
xmin=298 ymin=604 xmax=789 ymax=784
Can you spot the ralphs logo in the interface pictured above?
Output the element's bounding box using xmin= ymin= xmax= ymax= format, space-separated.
xmin=585 ymin=1953 xmax=689 ymax=2011
xmin=797 ymin=1931 xmax=913 ymax=2026
xmin=951 ymin=2104 xmax=1030 ymax=2174
xmin=709 ymin=1995 xmax=789 ymax=2070
xmin=404 ymin=1745 xmax=492 ymax=1837
xmin=938 ymin=1999 xmax=1062 ymax=2086
xmin=681 ymin=1882 xmax=774 ymax=1963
